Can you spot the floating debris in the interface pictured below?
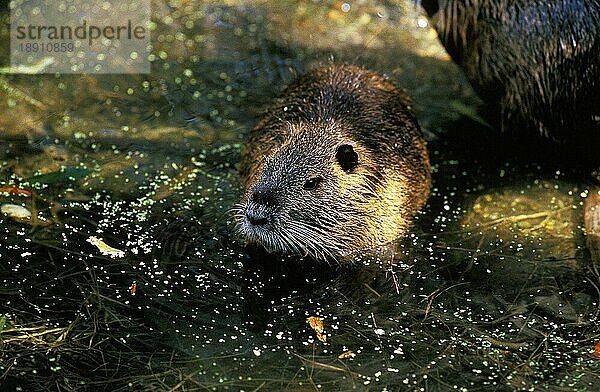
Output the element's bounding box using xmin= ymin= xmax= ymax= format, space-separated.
xmin=130 ymin=281 xmax=137 ymax=296
xmin=307 ymin=316 xmax=327 ymax=343
xmin=1 ymin=203 xmax=33 ymax=219
xmin=86 ymin=236 xmax=125 ymax=258
xmin=0 ymin=186 xmax=32 ymax=196
xmin=338 ymin=350 xmax=355 ymax=359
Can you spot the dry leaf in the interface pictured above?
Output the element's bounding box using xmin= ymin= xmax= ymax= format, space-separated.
xmin=338 ymin=350 xmax=355 ymax=359
xmin=307 ymin=316 xmax=327 ymax=343
xmin=0 ymin=186 xmax=32 ymax=196
xmin=130 ymin=281 xmax=137 ymax=296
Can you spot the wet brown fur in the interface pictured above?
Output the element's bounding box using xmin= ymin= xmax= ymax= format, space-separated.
xmin=420 ymin=0 xmax=600 ymax=141
xmin=237 ymin=65 xmax=431 ymax=261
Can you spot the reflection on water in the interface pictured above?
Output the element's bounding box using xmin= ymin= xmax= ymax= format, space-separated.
xmin=1 ymin=1 xmax=599 ymax=390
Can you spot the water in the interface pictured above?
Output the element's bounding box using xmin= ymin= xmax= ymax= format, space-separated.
xmin=1 ymin=1 xmax=599 ymax=390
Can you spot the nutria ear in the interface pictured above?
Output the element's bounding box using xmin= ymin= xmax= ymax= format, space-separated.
xmin=336 ymin=144 xmax=359 ymax=172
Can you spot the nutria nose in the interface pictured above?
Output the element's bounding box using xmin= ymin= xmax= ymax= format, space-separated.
xmin=246 ymin=210 xmax=269 ymax=226
xmin=250 ymin=188 xmax=276 ymax=206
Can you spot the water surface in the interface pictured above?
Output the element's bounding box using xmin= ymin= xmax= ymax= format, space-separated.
xmin=1 ymin=1 xmax=599 ymax=390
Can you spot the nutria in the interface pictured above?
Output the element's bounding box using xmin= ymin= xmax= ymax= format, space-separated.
xmin=235 ymin=64 xmax=431 ymax=261
xmin=420 ymin=0 xmax=600 ymax=261
xmin=420 ymin=0 xmax=600 ymax=143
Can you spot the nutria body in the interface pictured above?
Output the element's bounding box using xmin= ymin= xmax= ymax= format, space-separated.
xmin=420 ymin=1 xmax=600 ymax=262
xmin=421 ymin=0 xmax=600 ymax=143
xmin=236 ymin=65 xmax=431 ymax=261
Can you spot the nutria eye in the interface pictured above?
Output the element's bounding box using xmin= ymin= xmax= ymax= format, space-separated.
xmin=336 ymin=144 xmax=359 ymax=172
xmin=303 ymin=177 xmax=323 ymax=190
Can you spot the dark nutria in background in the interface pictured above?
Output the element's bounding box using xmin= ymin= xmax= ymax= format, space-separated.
xmin=420 ymin=0 xmax=600 ymax=144
xmin=420 ymin=0 xmax=600 ymax=259
xmin=236 ymin=65 xmax=431 ymax=261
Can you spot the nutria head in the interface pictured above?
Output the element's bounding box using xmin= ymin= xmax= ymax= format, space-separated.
xmin=237 ymin=122 xmax=427 ymax=261
xmin=235 ymin=65 xmax=430 ymax=262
